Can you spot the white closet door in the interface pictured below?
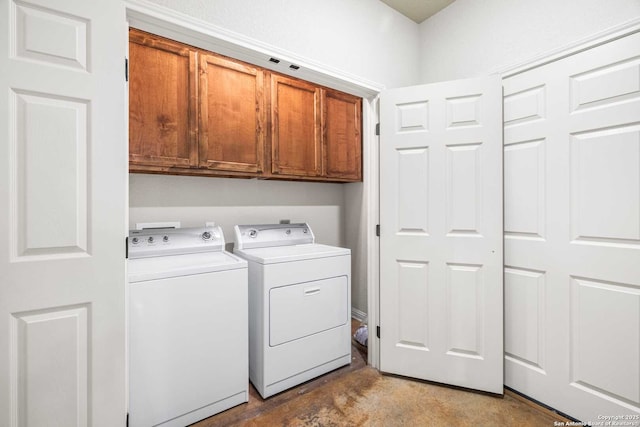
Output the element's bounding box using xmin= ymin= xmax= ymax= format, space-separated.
xmin=0 ymin=0 xmax=127 ymax=425
xmin=504 ymin=31 xmax=640 ymax=421
xmin=379 ymin=76 xmax=503 ymax=394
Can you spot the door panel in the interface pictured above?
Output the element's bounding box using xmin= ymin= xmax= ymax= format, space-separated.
xmin=380 ymin=76 xmax=503 ymax=394
xmin=0 ymin=0 xmax=126 ymax=425
xmin=129 ymin=29 xmax=197 ymax=168
xmin=397 ymin=147 xmax=429 ymax=233
xmin=13 ymin=91 xmax=89 ymax=257
xmin=503 ymin=31 xmax=640 ymax=421
xmin=13 ymin=305 xmax=90 ymax=426
xmin=199 ymin=53 xmax=265 ymax=173
xmin=270 ymin=74 xmax=322 ymax=177
xmin=323 ymin=89 xmax=362 ymax=181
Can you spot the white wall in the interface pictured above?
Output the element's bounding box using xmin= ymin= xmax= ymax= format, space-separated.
xmin=146 ymin=0 xmax=421 ymax=89
xmin=418 ymin=0 xmax=640 ymax=83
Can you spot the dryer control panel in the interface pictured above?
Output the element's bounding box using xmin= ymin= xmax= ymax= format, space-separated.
xmin=234 ymin=223 xmax=315 ymax=250
xmin=128 ymin=226 xmax=224 ymax=258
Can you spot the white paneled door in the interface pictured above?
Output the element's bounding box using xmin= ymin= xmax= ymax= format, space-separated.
xmin=380 ymin=76 xmax=503 ymax=393
xmin=0 ymin=0 xmax=126 ymax=426
xmin=503 ymin=32 xmax=640 ymax=422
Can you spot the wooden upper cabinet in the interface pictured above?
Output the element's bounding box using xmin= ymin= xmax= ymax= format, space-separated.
xmin=199 ymin=54 xmax=265 ymax=173
xmin=270 ymin=74 xmax=322 ymax=177
xmin=128 ymin=29 xmax=197 ymax=169
xmin=128 ymin=29 xmax=362 ymax=182
xmin=323 ymin=90 xmax=362 ymax=181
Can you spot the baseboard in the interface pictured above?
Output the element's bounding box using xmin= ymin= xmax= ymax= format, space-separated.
xmin=351 ymin=307 xmax=367 ymax=323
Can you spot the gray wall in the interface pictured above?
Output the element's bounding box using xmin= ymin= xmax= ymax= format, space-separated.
xmin=129 ymin=174 xmax=345 ymax=248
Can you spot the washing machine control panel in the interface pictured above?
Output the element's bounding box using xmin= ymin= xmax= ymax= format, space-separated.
xmin=234 ymin=223 xmax=315 ymax=250
xmin=128 ymin=226 xmax=224 ymax=258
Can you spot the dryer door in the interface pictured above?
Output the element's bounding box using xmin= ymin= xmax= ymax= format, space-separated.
xmin=270 ymin=276 xmax=348 ymax=346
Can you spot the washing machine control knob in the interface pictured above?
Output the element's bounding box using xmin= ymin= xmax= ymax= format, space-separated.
xmin=131 ymin=237 xmax=139 ymax=244
xmin=202 ymin=231 xmax=212 ymax=240
xmin=249 ymin=229 xmax=258 ymax=238
xmin=147 ymin=236 xmax=154 ymax=244
xmin=163 ymin=235 xmax=169 ymax=242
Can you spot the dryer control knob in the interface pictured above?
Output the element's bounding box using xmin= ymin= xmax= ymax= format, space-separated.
xmin=147 ymin=236 xmax=154 ymax=244
xmin=249 ymin=229 xmax=258 ymax=238
xmin=202 ymin=231 xmax=212 ymax=240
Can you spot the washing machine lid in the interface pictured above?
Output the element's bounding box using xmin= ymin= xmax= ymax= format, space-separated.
xmin=234 ymin=243 xmax=349 ymax=265
xmin=128 ymin=251 xmax=247 ymax=283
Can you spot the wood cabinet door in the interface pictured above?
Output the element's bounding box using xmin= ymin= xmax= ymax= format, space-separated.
xmin=199 ymin=54 xmax=265 ymax=173
xmin=323 ymin=90 xmax=362 ymax=181
xmin=129 ymin=29 xmax=197 ymax=169
xmin=270 ymin=74 xmax=322 ymax=177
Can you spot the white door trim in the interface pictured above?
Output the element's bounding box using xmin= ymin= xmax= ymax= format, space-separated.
xmin=366 ymin=95 xmax=381 ymax=368
xmin=124 ymin=0 xmax=384 ymax=98
xmin=495 ymin=17 xmax=640 ymax=78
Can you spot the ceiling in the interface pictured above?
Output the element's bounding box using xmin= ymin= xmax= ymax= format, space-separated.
xmin=380 ymin=0 xmax=455 ymax=23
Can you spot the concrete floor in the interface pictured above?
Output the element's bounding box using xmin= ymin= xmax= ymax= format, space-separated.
xmin=194 ymin=321 xmax=571 ymax=426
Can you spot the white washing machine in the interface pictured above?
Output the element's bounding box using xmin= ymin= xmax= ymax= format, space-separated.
xmin=128 ymin=226 xmax=248 ymax=427
xmin=233 ymin=223 xmax=351 ymax=398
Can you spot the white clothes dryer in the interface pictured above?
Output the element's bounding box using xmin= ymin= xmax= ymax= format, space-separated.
xmin=128 ymin=226 xmax=248 ymax=427
xmin=233 ymin=223 xmax=351 ymax=398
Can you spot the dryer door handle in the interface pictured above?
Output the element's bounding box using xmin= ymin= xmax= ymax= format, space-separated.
xmin=304 ymin=287 xmax=321 ymax=296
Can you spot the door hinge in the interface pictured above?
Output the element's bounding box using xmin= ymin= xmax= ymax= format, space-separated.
xmin=375 ymin=224 xmax=380 ymax=237
xmin=125 ymin=58 xmax=129 ymax=82
xmin=376 ymin=326 xmax=381 ymax=339
xmin=375 ymin=123 xmax=380 ymax=136
xmin=125 ymin=236 xmax=128 ymax=259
